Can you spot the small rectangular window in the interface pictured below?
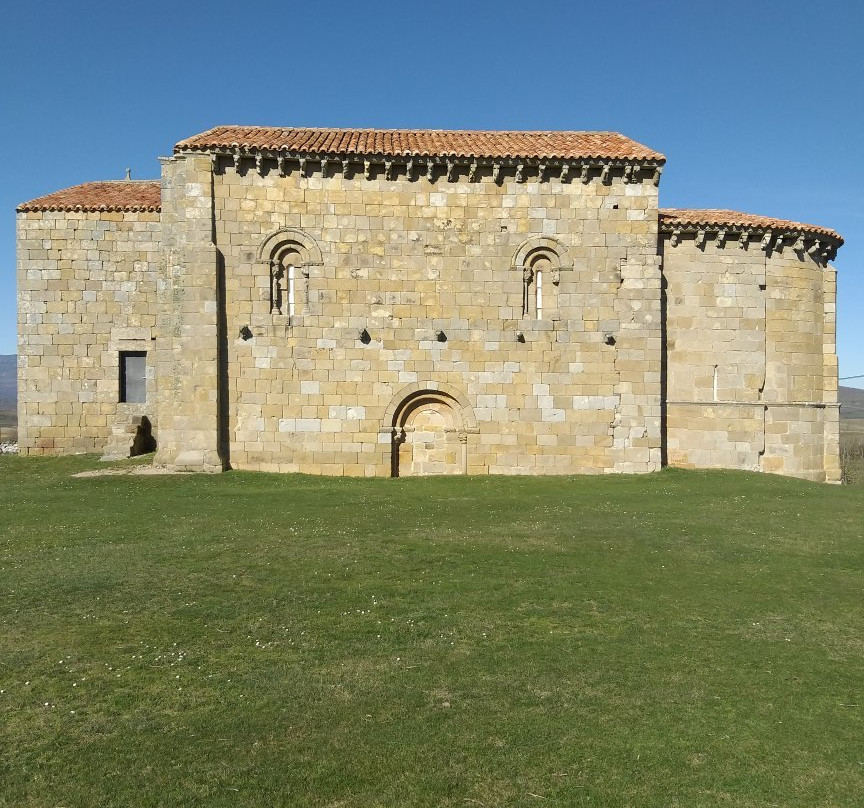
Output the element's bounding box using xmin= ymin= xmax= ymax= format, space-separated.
xmin=120 ymin=351 xmax=147 ymax=403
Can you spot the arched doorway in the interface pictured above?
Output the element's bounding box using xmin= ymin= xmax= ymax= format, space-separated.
xmin=390 ymin=390 xmax=468 ymax=477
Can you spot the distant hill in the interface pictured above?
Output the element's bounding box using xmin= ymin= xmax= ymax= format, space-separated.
xmin=840 ymin=385 xmax=864 ymax=419
xmin=0 ymin=355 xmax=15 ymax=409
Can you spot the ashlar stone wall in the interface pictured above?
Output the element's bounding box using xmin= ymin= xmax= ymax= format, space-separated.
xmin=156 ymin=152 xmax=664 ymax=475
xmin=662 ymin=233 xmax=840 ymax=482
xmin=17 ymin=208 xmax=160 ymax=454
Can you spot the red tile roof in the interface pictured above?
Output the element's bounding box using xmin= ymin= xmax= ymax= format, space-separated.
xmin=17 ymin=181 xmax=161 ymax=213
xmin=175 ymin=126 xmax=665 ymax=162
xmin=660 ymin=208 xmax=842 ymax=244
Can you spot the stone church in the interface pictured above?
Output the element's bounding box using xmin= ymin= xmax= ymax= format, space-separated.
xmin=16 ymin=126 xmax=844 ymax=481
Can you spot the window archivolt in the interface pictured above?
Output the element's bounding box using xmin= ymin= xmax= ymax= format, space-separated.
xmin=257 ymin=227 xmax=323 ymax=317
xmin=513 ymin=237 xmax=570 ymax=320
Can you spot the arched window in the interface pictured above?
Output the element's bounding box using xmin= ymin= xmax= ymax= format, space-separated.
xmin=517 ymin=243 xmax=563 ymax=320
xmin=256 ymin=228 xmax=323 ymax=318
xmin=523 ymin=252 xmax=554 ymax=318
xmin=272 ymin=246 xmax=302 ymax=316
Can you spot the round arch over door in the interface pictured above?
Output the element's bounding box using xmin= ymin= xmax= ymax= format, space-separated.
xmin=390 ymin=389 xmax=469 ymax=477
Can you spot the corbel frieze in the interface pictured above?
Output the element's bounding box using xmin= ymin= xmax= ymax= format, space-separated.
xmin=661 ymin=223 xmax=839 ymax=262
xmin=208 ymin=148 xmax=662 ymax=188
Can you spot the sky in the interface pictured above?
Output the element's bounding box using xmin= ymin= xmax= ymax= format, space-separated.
xmin=1 ymin=0 xmax=862 ymax=387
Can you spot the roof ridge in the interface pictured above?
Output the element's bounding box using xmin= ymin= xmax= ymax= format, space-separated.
xmin=175 ymin=126 xmax=666 ymax=162
xmin=203 ymin=124 xmax=633 ymax=134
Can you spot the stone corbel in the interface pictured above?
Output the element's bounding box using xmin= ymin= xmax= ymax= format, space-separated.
xmin=551 ymin=269 xmax=561 ymax=285
xmin=580 ymin=163 xmax=590 ymax=184
xmin=670 ymin=228 xmax=682 ymax=247
xmin=468 ymin=160 xmax=478 ymax=182
xmin=653 ymin=165 xmax=663 ymax=186
xmin=255 ymin=153 xmax=264 ymax=174
xmin=492 ymin=162 xmax=502 ymax=183
xmin=234 ymin=149 xmax=244 ymax=170
xmin=716 ymin=229 xmax=727 ymax=248
xmin=538 ymin=162 xmax=547 ymax=180
xmin=560 ymin=162 xmax=570 ymax=181
xmin=426 ymin=160 xmax=435 ymax=182
xmin=760 ymin=230 xmax=773 ymax=250
xmin=739 ymin=230 xmax=750 ymax=249
xmin=792 ymin=234 xmax=805 ymax=252
xmin=695 ymin=229 xmax=707 ymax=248
xmin=299 ymin=157 xmax=308 ymax=177
xmin=278 ymin=156 xmax=287 ymax=177
xmin=365 ymin=159 xmax=373 ymax=180
xmin=447 ymin=159 xmax=456 ymax=182
xmin=623 ymin=165 xmax=633 ymax=184
xmin=515 ymin=163 xmax=525 ymax=182
xmin=321 ymin=157 xmax=329 ymax=177
xmin=600 ymin=163 xmax=611 ymax=184
xmin=406 ymin=158 xmax=414 ymax=180
xmin=341 ymin=157 xmax=350 ymax=176
xmin=384 ymin=159 xmax=393 ymax=180
xmin=774 ymin=233 xmax=786 ymax=251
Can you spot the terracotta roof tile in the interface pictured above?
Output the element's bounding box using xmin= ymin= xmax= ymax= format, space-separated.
xmin=175 ymin=126 xmax=665 ymax=162
xmin=17 ymin=181 xmax=161 ymax=213
xmin=660 ymin=208 xmax=842 ymax=244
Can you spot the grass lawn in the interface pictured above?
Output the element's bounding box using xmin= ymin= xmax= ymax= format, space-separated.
xmin=1 ymin=456 xmax=863 ymax=807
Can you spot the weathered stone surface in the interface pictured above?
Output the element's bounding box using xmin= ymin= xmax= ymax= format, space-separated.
xmin=15 ymin=128 xmax=842 ymax=482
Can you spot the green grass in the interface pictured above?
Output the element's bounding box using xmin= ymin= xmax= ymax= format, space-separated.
xmin=1 ymin=457 xmax=863 ymax=807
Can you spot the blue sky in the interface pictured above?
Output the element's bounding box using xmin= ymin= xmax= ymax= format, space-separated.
xmin=2 ymin=0 xmax=862 ymax=387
